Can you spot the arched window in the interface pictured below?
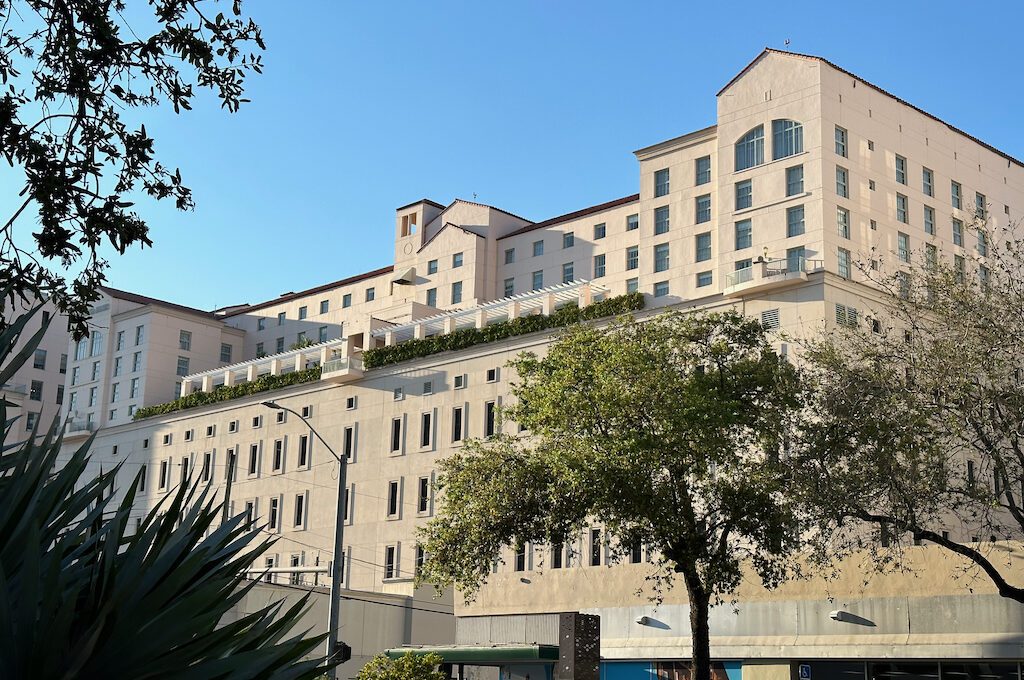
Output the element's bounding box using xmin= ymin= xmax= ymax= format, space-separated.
xmin=772 ymin=119 xmax=804 ymax=160
xmin=735 ymin=125 xmax=764 ymax=171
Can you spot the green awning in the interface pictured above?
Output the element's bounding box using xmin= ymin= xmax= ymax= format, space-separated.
xmin=384 ymin=645 xmax=559 ymax=664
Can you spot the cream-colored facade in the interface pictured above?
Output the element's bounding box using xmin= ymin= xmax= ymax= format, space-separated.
xmin=2 ymin=298 xmax=68 ymax=440
xmin=56 ymin=49 xmax=1024 ymax=676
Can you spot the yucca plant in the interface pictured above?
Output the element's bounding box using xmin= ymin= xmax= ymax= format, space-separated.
xmin=0 ymin=303 xmax=334 ymax=679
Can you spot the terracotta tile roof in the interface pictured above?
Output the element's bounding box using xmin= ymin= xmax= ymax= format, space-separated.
xmin=100 ymin=286 xmax=219 ymax=319
xmin=498 ymin=194 xmax=641 ymax=240
xmin=720 ymin=48 xmax=1023 ymax=168
xmin=220 ymin=265 xmax=395 ymax=317
xmin=396 ymin=198 xmax=446 ymax=212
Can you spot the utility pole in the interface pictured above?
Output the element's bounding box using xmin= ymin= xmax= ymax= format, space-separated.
xmin=262 ymin=401 xmax=349 ymax=679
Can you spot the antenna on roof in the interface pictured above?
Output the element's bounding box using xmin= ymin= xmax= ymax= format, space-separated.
xmin=473 ymin=193 xmax=478 ymax=201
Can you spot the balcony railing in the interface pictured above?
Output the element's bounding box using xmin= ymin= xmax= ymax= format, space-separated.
xmin=65 ymin=415 xmax=96 ymax=437
xmin=321 ymin=355 xmax=363 ymax=384
xmin=723 ymin=257 xmax=824 ymax=296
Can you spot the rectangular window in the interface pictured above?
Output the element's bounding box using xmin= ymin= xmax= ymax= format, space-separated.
xmin=562 ymin=262 xmax=574 ymax=284
xmin=91 ymin=361 xmax=100 ymax=381
xmin=786 ymin=205 xmax=805 ymax=237
xmin=112 ymin=356 xmax=122 ymax=377
xmin=655 ymin=243 xmax=671 ymax=272
xmin=390 ymin=418 xmax=402 ymax=453
xmin=272 ymin=439 xmax=284 ymax=472
xmin=132 ymin=352 xmax=142 ymax=372
xmin=896 ymin=193 xmax=909 ymax=223
xmin=384 ymin=546 xmax=397 ymax=579
xmin=838 ymin=248 xmax=851 ymax=278
xmin=924 ymin=206 xmax=935 ymax=235
xmin=626 ymin=214 xmax=639 ymax=231
xmin=954 ymin=255 xmax=966 ymax=283
xmin=248 ymin=444 xmax=259 ymax=475
xmin=418 ymin=477 xmax=430 ymax=514
xmin=298 ymin=305 xmax=307 ymax=320
xmin=318 ymin=326 xmax=328 ymax=343
xmin=176 ymin=356 xmax=190 ymax=377
xmin=343 ymin=426 xmax=355 ymax=460
xmin=696 ymin=271 xmax=712 ymax=288
xmin=504 ymin=248 xmax=515 ymax=264
xmin=427 ymin=259 xmax=438 ymax=274
xmin=294 ymin=493 xmax=306 ymax=528
xmin=426 ymin=288 xmax=437 ymax=307
xmin=735 ymin=180 xmax=752 ymax=210
xmin=836 ymin=166 xmax=849 ymax=198
xmin=654 ymin=206 xmax=670 ymax=234
xmin=450 ymin=281 xmax=463 ymax=305
xmin=977 ymin=230 xmax=989 ymax=257
xmin=898 ymin=232 xmax=910 ymax=263
xmin=181 ymin=457 xmax=190 ymax=484
xmin=342 ymin=293 xmax=352 ymax=308
xmin=835 ymin=125 xmax=847 ymax=157
xmin=275 ymin=337 xmax=284 ymax=353
xmin=654 ymin=281 xmax=670 ymax=297
xmin=71 ymin=367 xmax=79 ymax=385
xmin=56 ymin=385 xmax=64 ymax=405
xmin=562 ymin=232 xmax=574 ymax=249
xmin=787 ymin=247 xmax=805 ymax=274
xmin=421 ymin=412 xmax=432 ymax=448
xmin=255 ymin=342 xmax=264 ymax=357
xmin=552 ymin=542 xmax=563 ymax=569
xmin=593 ymin=222 xmax=606 ymax=240
xmin=772 ymin=119 xmax=803 ymax=159
xmin=365 ymin=287 xmax=375 ymax=302
xmin=976 ymin=192 xmax=987 ymax=220
xmin=735 ymin=220 xmax=752 ymax=250
xmin=130 ymin=377 xmax=139 ymax=398
xmin=837 ymin=207 xmax=850 ymax=239
xmin=533 ymin=240 xmax=544 ymax=257
xmin=269 ymin=497 xmax=280 ymax=531
xmin=895 ymin=155 xmax=907 ymax=185
xmin=590 ymin=528 xmax=602 ymax=566
xmin=503 ymin=278 xmax=514 ymax=297
xmin=159 ymin=460 xmax=169 ymax=489
xmin=29 ymin=380 xmax=42 ymax=401
xmin=277 ymin=312 xmax=286 ymax=326
xmin=515 ymin=544 xmax=527 ymax=572
xmin=453 ymin=252 xmax=464 ymax=267
xmin=951 ymin=180 xmax=962 ymax=209
xmin=202 ymin=451 xmax=213 ymax=482
xmin=593 ymin=254 xmax=606 ymax=278
xmin=59 ymin=353 xmax=66 ymax=374
xmin=654 ymin=168 xmax=670 ymax=197
xmin=761 ymin=308 xmax=780 ymax=331
xmin=626 ymin=246 xmax=639 ymax=270
xmin=626 ymin=278 xmax=639 ymax=293
xmin=695 ymin=233 xmax=711 ymax=262
xmin=953 ymin=218 xmax=964 ymax=246
xmin=33 ymin=348 xmax=46 ymax=370
xmin=110 ymin=383 xmax=120 ymax=402
xmin=115 ymin=331 xmax=124 ymax=351
xmin=320 ymin=299 xmax=329 ymax=314
xmin=454 ymin=374 xmax=466 ymax=389
xmin=695 ymin=156 xmax=711 ymax=185
xmin=387 ymin=480 xmax=400 ymax=518
xmin=786 ymin=165 xmax=804 ymax=196
xmin=452 ymin=406 xmax=464 ymax=442
xmin=695 ymin=194 xmax=711 ymax=224
xmin=484 ymin=401 xmax=496 ymax=437
xmin=925 ymin=243 xmax=938 ymax=270
xmin=298 ymin=435 xmax=309 ymax=468
xmin=257 ymin=318 xmax=266 ymax=331
xmin=217 ymin=344 xmax=231 ymax=364
xmin=922 ymin=167 xmax=934 ymax=196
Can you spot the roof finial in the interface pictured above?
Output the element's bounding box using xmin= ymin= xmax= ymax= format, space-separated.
xmin=473 ymin=192 xmax=478 ymax=200
xmin=784 ymin=38 xmax=791 ymax=47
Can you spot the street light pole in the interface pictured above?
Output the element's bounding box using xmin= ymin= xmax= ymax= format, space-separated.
xmin=262 ymin=400 xmax=347 ymax=679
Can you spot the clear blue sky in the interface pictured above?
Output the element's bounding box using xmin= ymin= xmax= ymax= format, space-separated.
xmin=15 ymin=1 xmax=1024 ymax=310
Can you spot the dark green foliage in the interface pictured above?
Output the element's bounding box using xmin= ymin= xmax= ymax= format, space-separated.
xmin=0 ymin=1 xmax=264 ymax=336
xmin=363 ymin=292 xmax=645 ymax=369
xmin=0 ymin=304 xmax=333 ymax=678
xmin=133 ymin=366 xmax=322 ymax=420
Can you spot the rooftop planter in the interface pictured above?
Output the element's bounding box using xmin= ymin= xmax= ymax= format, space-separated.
xmin=362 ymin=291 xmax=645 ymax=369
xmin=132 ymin=366 xmax=322 ymax=421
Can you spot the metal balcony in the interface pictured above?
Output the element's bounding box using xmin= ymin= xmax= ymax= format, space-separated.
xmin=723 ymin=257 xmax=824 ymax=298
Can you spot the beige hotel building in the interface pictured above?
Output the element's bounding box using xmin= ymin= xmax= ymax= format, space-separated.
xmin=41 ymin=49 xmax=1024 ymax=680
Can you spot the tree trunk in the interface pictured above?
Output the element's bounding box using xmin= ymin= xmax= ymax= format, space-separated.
xmin=682 ymin=571 xmax=712 ymax=680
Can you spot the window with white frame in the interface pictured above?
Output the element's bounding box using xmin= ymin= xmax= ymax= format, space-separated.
xmin=735 ymin=125 xmax=764 ymax=171
xmin=772 ymin=119 xmax=803 ymax=160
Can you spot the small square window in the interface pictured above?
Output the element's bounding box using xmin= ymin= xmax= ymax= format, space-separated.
xmin=346 ymin=396 xmax=357 ymax=410
xmin=486 ymin=368 xmax=499 ymax=383
xmin=365 ymin=287 xmax=376 ymax=302
xmin=252 ymin=415 xmax=262 ymax=428
xmin=626 ymin=277 xmax=639 ymax=293
xmin=452 ymin=252 xmax=464 ymax=268
xmin=594 ymin=223 xmax=606 ymax=240
xmin=533 ymin=240 xmax=544 ymax=257
xmin=184 ymin=429 xmax=193 ymax=442
xmin=301 ymin=405 xmax=312 ymax=418
xmin=504 ymin=248 xmax=515 ymax=264
xmin=276 ymin=410 xmax=285 ymax=424
xmin=394 ymin=387 xmax=404 ymax=401
xmin=653 ymin=281 xmax=670 ymax=297
xmin=869 ymin=179 xmax=876 ymax=191
xmin=206 ymin=424 xmax=215 ymax=437
xmin=298 ymin=306 xmax=308 ymax=320
xmin=228 ymin=420 xmax=238 ymax=433
xmin=696 ymin=271 xmax=713 ymax=288
xmin=163 ymin=433 xmax=172 ymax=446
xmin=626 ymin=214 xmax=639 ymax=231
xmin=563 ymin=232 xmax=575 ymax=249
xmin=427 ymin=259 xmax=438 ymax=274
xmin=867 ymin=140 xmax=874 ymax=151
xmin=454 ymin=374 xmax=467 ymax=390
xmin=423 ymin=380 xmax=433 ymax=395
xmin=320 ymin=299 xmax=329 ymax=314
xmin=342 ymin=293 xmax=352 ymax=308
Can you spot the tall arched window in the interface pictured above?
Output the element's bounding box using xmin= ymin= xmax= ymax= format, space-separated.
xmin=772 ymin=119 xmax=804 ymax=160
xmin=735 ymin=126 xmax=764 ymax=171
